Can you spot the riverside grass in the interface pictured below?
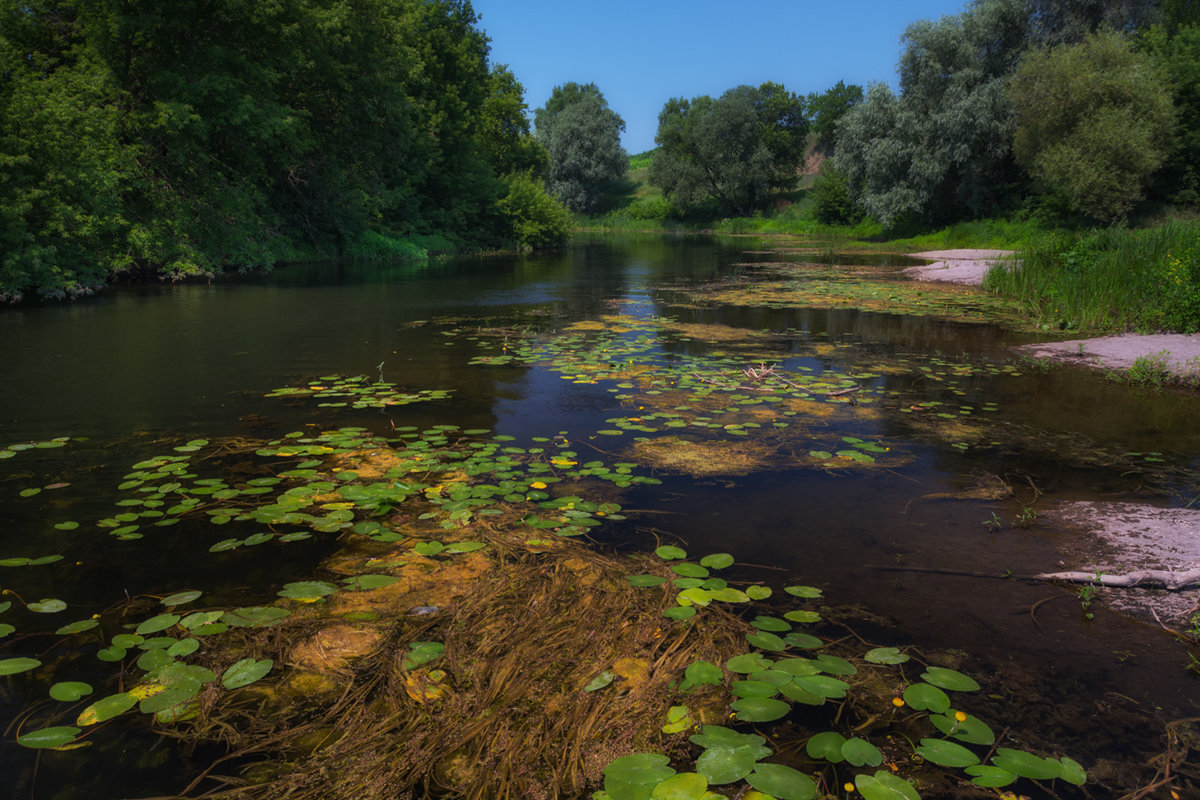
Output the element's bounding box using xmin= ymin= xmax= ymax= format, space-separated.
xmin=983 ymin=220 xmax=1200 ymax=334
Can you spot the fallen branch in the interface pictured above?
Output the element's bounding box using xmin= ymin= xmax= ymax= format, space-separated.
xmin=1033 ymin=568 xmax=1200 ymax=591
xmin=868 ymin=564 xmax=1200 ymax=591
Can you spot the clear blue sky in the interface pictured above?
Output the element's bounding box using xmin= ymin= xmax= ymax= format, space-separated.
xmin=471 ymin=0 xmax=972 ymax=154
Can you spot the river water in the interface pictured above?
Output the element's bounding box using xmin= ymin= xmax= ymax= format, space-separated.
xmin=2 ymin=235 xmax=1198 ymax=797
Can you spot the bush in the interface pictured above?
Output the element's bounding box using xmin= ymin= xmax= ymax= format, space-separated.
xmin=499 ymin=173 xmax=572 ymax=249
xmin=810 ymin=164 xmax=864 ymax=225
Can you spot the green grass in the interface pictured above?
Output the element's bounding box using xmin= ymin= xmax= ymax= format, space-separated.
xmin=982 ymin=220 xmax=1200 ymax=333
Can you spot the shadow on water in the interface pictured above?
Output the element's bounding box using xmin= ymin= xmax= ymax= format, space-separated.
xmin=1 ymin=234 xmax=1198 ymax=797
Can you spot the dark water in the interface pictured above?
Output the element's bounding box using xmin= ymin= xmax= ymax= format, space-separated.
xmin=2 ymin=234 xmax=1198 ymax=798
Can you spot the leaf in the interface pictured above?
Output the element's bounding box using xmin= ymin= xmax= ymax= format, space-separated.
xmin=55 ymin=619 xmax=99 ymax=635
xmin=931 ymin=711 xmax=995 ymax=745
xmin=17 ymin=726 xmax=81 ymax=749
xmin=402 ymin=641 xmax=444 ymax=671
xmin=671 ymin=563 xmax=709 ymax=578
xmin=842 ymin=738 xmax=883 ymax=767
xmin=920 ymin=666 xmax=980 ymax=692
xmin=663 ymin=606 xmax=697 ymax=621
xmin=805 ymin=731 xmax=846 ymax=763
xmin=76 ymin=692 xmax=138 ymax=726
xmin=853 ymin=771 xmax=921 ymax=800
xmin=655 ymin=545 xmax=687 ymax=560
xmin=0 ymin=657 xmax=41 ymax=675
xmin=628 ymin=574 xmax=667 ymax=588
xmin=682 ymin=660 xmax=723 ymax=688
xmin=705 ymin=587 xmax=750 ymax=603
xmin=752 ymin=616 xmax=791 ymax=632
xmin=699 ymin=553 xmax=734 ymax=569
xmin=726 ymin=653 xmax=772 ymax=673
xmin=136 ymin=613 xmax=181 ymax=635
xmin=731 ymin=697 xmax=791 ymax=722
xmin=745 ymin=763 xmax=817 ymax=800
xmin=784 ymin=609 xmax=821 ymax=623
xmin=650 ymin=772 xmax=708 ymax=799
xmin=784 ymin=585 xmax=822 ymax=598
xmin=697 ymin=746 xmax=760 ymax=785
xmin=49 ymin=682 xmax=93 ymax=702
xmin=221 ymin=658 xmax=274 ymax=689
xmin=863 ymin=647 xmax=909 ymax=665
xmin=745 ymin=631 xmax=788 ymax=651
xmin=688 ymin=725 xmax=767 ymax=750
xmin=603 ymin=753 xmax=675 ymax=786
xmin=791 ymin=675 xmax=850 ymax=698
xmin=277 ymin=581 xmax=338 ymax=600
xmin=164 ymin=592 xmax=203 ymax=609
xmin=28 ymin=598 xmax=66 ymax=613
xmin=341 ymin=574 xmax=400 ymax=590
xmin=990 ymin=748 xmax=1063 ymax=780
xmin=903 ymin=682 xmax=950 ymax=713
xmin=1057 ymin=756 xmax=1087 ymax=786
xmin=915 ymin=737 xmax=980 ymax=768
xmin=746 ymin=585 xmax=772 ymax=600
xmin=444 ymin=541 xmax=487 ymax=553
xmin=963 ymin=765 xmax=1017 ymax=788
xmin=585 ymin=670 xmax=616 ymax=692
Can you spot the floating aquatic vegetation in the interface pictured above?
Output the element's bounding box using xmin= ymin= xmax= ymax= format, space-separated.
xmin=264 ymin=374 xmax=452 ymax=409
xmin=0 ymin=436 xmax=71 ymax=460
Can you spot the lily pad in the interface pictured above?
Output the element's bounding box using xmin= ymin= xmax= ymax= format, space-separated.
xmin=221 ymin=657 xmax=274 ymax=689
xmin=853 ymin=771 xmax=921 ymax=800
xmin=696 ymin=746 xmax=761 ymax=784
xmin=17 ymin=726 xmax=81 ymax=749
xmin=49 ymin=682 xmax=94 ymax=702
xmin=731 ymin=697 xmax=791 ymax=722
xmin=921 ymin=666 xmax=980 ymax=692
xmin=0 ymin=657 xmax=41 ymax=675
xmin=745 ymin=763 xmax=816 ymax=800
xmin=915 ymin=738 xmax=980 ymax=768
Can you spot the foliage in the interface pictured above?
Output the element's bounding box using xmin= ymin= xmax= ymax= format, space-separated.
xmin=806 ymin=81 xmax=863 ymax=152
xmin=497 ymin=173 xmax=572 ymax=249
xmin=0 ymin=0 xmax=545 ymax=300
xmin=835 ymin=0 xmax=1030 ymax=226
xmin=810 ymin=162 xmax=864 ymax=225
xmin=1009 ymin=30 xmax=1177 ymax=222
xmin=1142 ymin=22 xmax=1200 ymax=206
xmin=983 ymin=220 xmax=1200 ymax=332
xmin=650 ymin=83 xmax=808 ymax=216
xmin=1027 ymin=0 xmax=1162 ymax=44
xmin=535 ymin=82 xmax=628 ymax=213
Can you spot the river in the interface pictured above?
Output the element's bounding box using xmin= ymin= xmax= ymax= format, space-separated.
xmin=1 ymin=234 xmax=1197 ymax=798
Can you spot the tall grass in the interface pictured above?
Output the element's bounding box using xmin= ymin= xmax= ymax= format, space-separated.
xmin=983 ymin=221 xmax=1200 ymax=333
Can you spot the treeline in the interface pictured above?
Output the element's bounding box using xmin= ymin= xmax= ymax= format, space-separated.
xmin=636 ymin=0 xmax=1200 ymax=231
xmin=0 ymin=0 xmax=569 ymax=301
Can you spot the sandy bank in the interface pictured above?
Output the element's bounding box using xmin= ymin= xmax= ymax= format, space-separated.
xmin=902 ymin=249 xmax=1016 ymax=284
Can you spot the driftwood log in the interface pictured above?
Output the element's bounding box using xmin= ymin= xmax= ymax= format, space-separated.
xmin=869 ymin=565 xmax=1200 ymax=591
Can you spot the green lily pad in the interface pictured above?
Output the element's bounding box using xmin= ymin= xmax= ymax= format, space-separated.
xmin=745 ymin=763 xmax=816 ymax=800
xmin=278 ymin=581 xmax=338 ymax=600
xmin=585 ymin=670 xmax=615 ymax=692
xmin=0 ymin=657 xmax=41 ymax=675
xmin=649 ymin=772 xmax=707 ymax=799
xmin=161 ymin=591 xmax=203 ymax=607
xmin=842 ymin=738 xmax=883 ymax=767
xmin=863 ymin=647 xmax=909 ymax=665
xmin=699 ymin=553 xmax=734 ymax=569
xmin=28 ymin=598 xmax=66 ymax=613
xmin=805 ymin=731 xmax=846 ymax=763
xmin=49 ymin=681 xmax=94 ymax=702
xmin=55 ymin=619 xmax=99 ymax=635
xmin=853 ymin=771 xmax=921 ymax=800
xmin=915 ymin=738 xmax=980 ymax=768
xmin=931 ymin=711 xmax=995 ymax=745
xmin=903 ymin=682 xmax=950 ymax=713
xmin=731 ymin=697 xmax=791 ymax=722
xmin=696 ymin=746 xmax=760 ymax=785
xmin=921 ymin=666 xmax=980 ymax=692
xmin=402 ymin=641 xmax=444 ymax=670
xmin=136 ymin=614 xmax=181 ymax=635
xmin=221 ymin=657 xmax=274 ymax=689
xmin=655 ymin=545 xmax=687 ymax=560
xmin=77 ymin=692 xmax=137 ymax=725
xmin=603 ymin=752 xmax=675 ymax=786
xmin=963 ymin=765 xmax=1017 ymax=788
xmin=627 ymin=574 xmax=667 ymax=587
xmin=16 ymin=726 xmax=81 ymax=749
xmin=990 ymin=748 xmax=1063 ymax=780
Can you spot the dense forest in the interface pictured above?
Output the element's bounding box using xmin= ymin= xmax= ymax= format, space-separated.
xmin=0 ymin=0 xmax=569 ymax=301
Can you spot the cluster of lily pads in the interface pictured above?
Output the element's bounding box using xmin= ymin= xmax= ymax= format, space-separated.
xmin=0 ymin=435 xmax=71 ymax=460
xmin=588 ymin=545 xmax=1086 ymax=800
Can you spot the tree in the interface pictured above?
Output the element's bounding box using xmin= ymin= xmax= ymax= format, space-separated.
xmin=835 ymin=0 xmax=1030 ymax=225
xmin=1142 ymin=22 xmax=1200 ymax=204
xmin=477 ymin=64 xmax=549 ymax=179
xmin=1027 ymin=0 xmax=1161 ymax=44
xmin=806 ymin=81 xmax=863 ymax=152
xmin=649 ymin=83 xmax=808 ymax=216
xmin=534 ymin=82 xmax=627 ymax=213
xmin=1009 ymin=30 xmax=1177 ymax=221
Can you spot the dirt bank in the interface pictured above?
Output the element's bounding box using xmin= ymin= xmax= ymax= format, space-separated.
xmin=903 ymin=249 xmax=1016 ymax=284
xmin=1018 ymin=334 xmax=1200 ymax=379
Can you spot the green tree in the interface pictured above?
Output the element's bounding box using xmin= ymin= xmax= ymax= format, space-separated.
xmin=806 ymin=81 xmax=863 ymax=152
xmin=1027 ymin=0 xmax=1161 ymax=44
xmin=1009 ymin=30 xmax=1177 ymax=221
xmin=649 ymin=83 xmax=808 ymax=216
xmin=1142 ymin=22 xmax=1200 ymax=205
xmin=478 ymin=64 xmax=549 ymax=179
xmin=835 ymin=0 xmax=1030 ymax=225
xmin=534 ymin=82 xmax=627 ymax=213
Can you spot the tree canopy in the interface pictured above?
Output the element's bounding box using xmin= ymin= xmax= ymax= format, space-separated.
xmin=649 ymin=83 xmax=808 ymax=216
xmin=0 ymin=0 xmax=567 ymax=301
xmin=1010 ymin=29 xmax=1177 ymax=221
xmin=534 ymin=82 xmax=627 ymax=213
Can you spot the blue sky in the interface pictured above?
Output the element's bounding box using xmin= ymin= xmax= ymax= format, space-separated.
xmin=471 ymin=0 xmax=973 ymax=154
